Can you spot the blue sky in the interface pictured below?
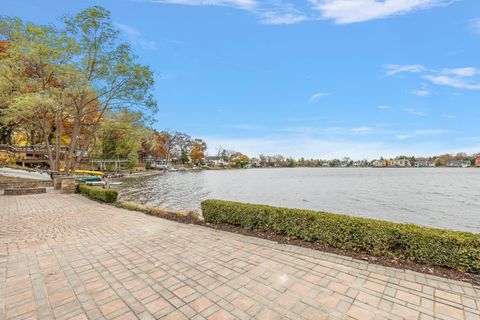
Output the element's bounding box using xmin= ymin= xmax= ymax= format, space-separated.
xmin=3 ymin=0 xmax=480 ymax=159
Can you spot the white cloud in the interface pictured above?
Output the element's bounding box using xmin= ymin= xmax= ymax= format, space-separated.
xmin=386 ymin=64 xmax=480 ymax=91
xmin=260 ymin=11 xmax=307 ymax=25
xmin=395 ymin=129 xmax=448 ymax=140
xmin=309 ymin=92 xmax=327 ymax=102
xmin=412 ymin=89 xmax=431 ymax=96
xmin=395 ymin=134 xmax=413 ymax=140
xmin=404 ymin=108 xmax=426 ymax=116
xmin=384 ymin=64 xmax=427 ymax=76
xmin=471 ymin=18 xmax=480 ymax=34
xmin=351 ymin=127 xmax=374 ymax=135
xmin=154 ymin=0 xmax=257 ymax=10
xmin=222 ymin=124 xmax=263 ymax=130
xmin=377 ymin=105 xmax=391 ymax=109
xmin=413 ymin=129 xmax=448 ymax=135
xmin=149 ymin=0 xmax=309 ymax=25
xmin=424 ymin=75 xmax=480 ymax=90
xmin=443 ymin=67 xmax=478 ymax=77
xmin=114 ymin=22 xmax=156 ymax=50
xmin=442 ymin=114 xmax=456 ymax=119
xmin=309 ymin=0 xmax=456 ymax=24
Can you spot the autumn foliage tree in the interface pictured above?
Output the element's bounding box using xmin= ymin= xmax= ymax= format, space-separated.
xmin=0 ymin=6 xmax=156 ymax=174
xmin=189 ymin=139 xmax=207 ymax=165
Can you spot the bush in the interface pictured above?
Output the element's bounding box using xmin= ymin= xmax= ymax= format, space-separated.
xmin=201 ymin=200 xmax=480 ymax=274
xmin=77 ymin=184 xmax=118 ymax=203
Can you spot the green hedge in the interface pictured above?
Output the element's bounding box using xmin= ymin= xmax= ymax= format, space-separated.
xmin=201 ymin=200 xmax=480 ymax=274
xmin=77 ymin=184 xmax=118 ymax=203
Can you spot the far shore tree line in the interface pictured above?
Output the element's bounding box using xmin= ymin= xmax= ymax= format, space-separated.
xmin=208 ymin=152 xmax=480 ymax=169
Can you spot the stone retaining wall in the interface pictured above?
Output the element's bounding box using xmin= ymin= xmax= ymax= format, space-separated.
xmin=0 ymin=180 xmax=53 ymax=190
xmin=4 ymin=187 xmax=47 ymax=195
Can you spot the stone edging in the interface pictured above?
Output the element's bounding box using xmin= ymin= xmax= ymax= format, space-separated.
xmin=4 ymin=187 xmax=47 ymax=195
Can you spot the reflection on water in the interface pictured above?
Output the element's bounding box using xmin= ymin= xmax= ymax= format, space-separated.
xmin=117 ymin=168 xmax=480 ymax=233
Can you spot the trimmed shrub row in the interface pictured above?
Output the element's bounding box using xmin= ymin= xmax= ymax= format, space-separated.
xmin=201 ymin=200 xmax=480 ymax=274
xmin=77 ymin=184 xmax=118 ymax=203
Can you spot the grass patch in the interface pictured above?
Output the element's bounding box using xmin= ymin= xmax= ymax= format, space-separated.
xmin=201 ymin=200 xmax=480 ymax=275
xmin=117 ymin=201 xmax=201 ymax=223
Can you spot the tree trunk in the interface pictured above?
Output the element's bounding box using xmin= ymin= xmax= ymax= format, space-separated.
xmin=64 ymin=116 xmax=80 ymax=175
xmin=54 ymin=108 xmax=63 ymax=172
xmin=40 ymin=117 xmax=55 ymax=171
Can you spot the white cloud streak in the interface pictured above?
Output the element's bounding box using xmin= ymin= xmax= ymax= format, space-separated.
xmin=404 ymin=108 xmax=426 ymax=116
xmin=259 ymin=11 xmax=307 ymax=25
xmin=396 ymin=129 xmax=448 ymax=140
xmin=309 ymin=92 xmax=327 ymax=102
xmin=144 ymin=0 xmax=457 ymax=25
xmin=384 ymin=64 xmax=427 ymax=76
xmin=386 ymin=64 xmax=480 ymax=91
xmin=309 ymin=0 xmax=456 ymax=24
xmin=114 ymin=22 xmax=156 ymax=50
xmin=412 ymin=89 xmax=431 ymax=96
xmin=154 ymin=0 xmax=257 ymax=10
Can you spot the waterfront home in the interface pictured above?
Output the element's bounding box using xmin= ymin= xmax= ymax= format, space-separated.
xmin=372 ymin=160 xmax=386 ymax=167
xmin=249 ymin=157 xmax=261 ymax=167
xmin=415 ymin=159 xmax=434 ymax=167
xmin=392 ymin=159 xmax=411 ymax=167
xmin=446 ymin=160 xmax=471 ymax=168
xmin=142 ymin=155 xmax=169 ymax=169
xmin=204 ymin=156 xmax=229 ymax=167
xmin=340 ymin=157 xmax=351 ymax=167
xmin=353 ymin=160 xmax=369 ymax=167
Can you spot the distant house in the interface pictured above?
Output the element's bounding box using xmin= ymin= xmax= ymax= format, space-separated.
xmin=476 ymin=155 xmax=480 ymax=167
xmin=249 ymin=158 xmax=261 ymax=167
xmin=143 ymin=155 xmax=168 ymax=169
xmin=204 ymin=156 xmax=229 ymax=167
xmin=414 ymin=159 xmax=434 ymax=167
xmin=392 ymin=159 xmax=410 ymax=167
xmin=372 ymin=160 xmax=386 ymax=167
xmin=446 ymin=160 xmax=471 ymax=168
xmin=353 ymin=160 xmax=368 ymax=167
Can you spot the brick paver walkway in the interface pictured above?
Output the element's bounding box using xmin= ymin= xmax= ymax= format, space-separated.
xmin=0 ymin=192 xmax=479 ymax=320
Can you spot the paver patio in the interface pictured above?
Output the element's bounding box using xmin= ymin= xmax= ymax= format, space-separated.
xmin=0 ymin=192 xmax=479 ymax=320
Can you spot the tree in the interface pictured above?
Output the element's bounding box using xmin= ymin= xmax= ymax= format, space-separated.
xmin=0 ymin=6 xmax=157 ymax=174
xmin=218 ymin=147 xmax=234 ymax=163
xmin=0 ymin=19 xmax=74 ymax=170
xmin=156 ymin=130 xmax=176 ymax=161
xmin=61 ymin=6 xmax=156 ymax=174
xmin=230 ymin=152 xmax=249 ymax=168
xmin=172 ymin=132 xmax=193 ymax=164
xmin=189 ymin=139 xmax=207 ymax=165
xmin=94 ymin=110 xmax=147 ymax=166
xmin=286 ymin=157 xmax=297 ymax=167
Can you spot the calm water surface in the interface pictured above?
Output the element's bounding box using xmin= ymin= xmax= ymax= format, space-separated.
xmin=117 ymin=168 xmax=480 ymax=233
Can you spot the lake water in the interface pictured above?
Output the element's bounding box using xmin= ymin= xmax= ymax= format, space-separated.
xmin=117 ymin=168 xmax=480 ymax=233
